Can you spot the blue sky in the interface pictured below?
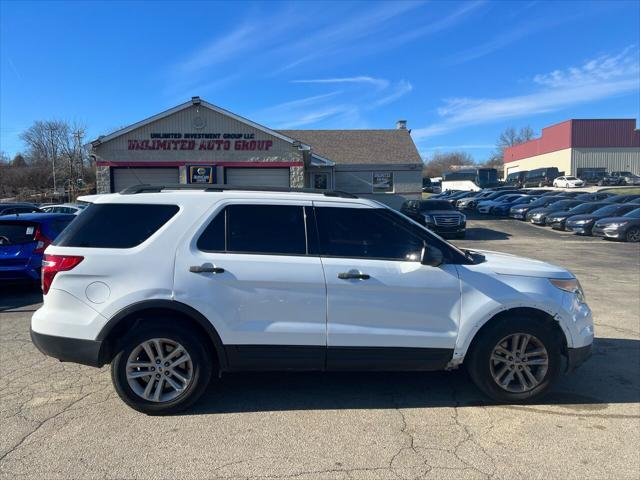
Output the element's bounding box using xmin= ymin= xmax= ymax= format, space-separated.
xmin=1 ymin=0 xmax=639 ymax=161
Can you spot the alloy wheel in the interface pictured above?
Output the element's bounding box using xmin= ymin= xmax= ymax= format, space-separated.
xmin=489 ymin=333 xmax=549 ymax=393
xmin=126 ymin=338 xmax=193 ymax=402
xmin=627 ymin=228 xmax=640 ymax=242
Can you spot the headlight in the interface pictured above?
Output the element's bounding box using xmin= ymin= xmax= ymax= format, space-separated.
xmin=606 ymin=222 xmax=628 ymax=228
xmin=550 ymin=278 xmax=586 ymax=303
xmin=572 ymin=219 xmax=589 ymax=225
xmin=424 ymin=214 xmax=434 ymax=223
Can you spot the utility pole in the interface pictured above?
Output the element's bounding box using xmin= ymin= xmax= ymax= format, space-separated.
xmin=72 ymin=129 xmax=83 ymax=200
xmin=48 ymin=126 xmax=57 ymax=196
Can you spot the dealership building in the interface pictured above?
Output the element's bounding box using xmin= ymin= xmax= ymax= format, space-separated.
xmin=89 ymin=97 xmax=422 ymax=204
xmin=503 ymin=119 xmax=640 ymax=178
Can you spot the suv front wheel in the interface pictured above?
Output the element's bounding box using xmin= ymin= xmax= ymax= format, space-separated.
xmin=466 ymin=316 xmax=561 ymax=403
xmin=111 ymin=322 xmax=212 ymax=414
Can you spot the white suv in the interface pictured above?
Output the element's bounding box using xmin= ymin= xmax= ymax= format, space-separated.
xmin=31 ymin=185 xmax=594 ymax=414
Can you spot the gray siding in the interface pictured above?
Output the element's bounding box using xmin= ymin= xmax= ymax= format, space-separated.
xmin=572 ymin=148 xmax=640 ymax=175
xmin=334 ymin=166 xmax=421 ymax=195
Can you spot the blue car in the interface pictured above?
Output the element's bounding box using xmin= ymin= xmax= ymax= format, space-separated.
xmin=0 ymin=213 xmax=76 ymax=283
xmin=492 ymin=195 xmax=541 ymax=216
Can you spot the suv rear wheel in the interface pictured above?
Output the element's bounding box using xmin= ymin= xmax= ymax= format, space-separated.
xmin=466 ymin=316 xmax=561 ymax=403
xmin=111 ymin=322 xmax=212 ymax=414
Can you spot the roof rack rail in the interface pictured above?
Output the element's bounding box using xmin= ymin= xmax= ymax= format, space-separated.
xmin=119 ymin=184 xmax=359 ymax=199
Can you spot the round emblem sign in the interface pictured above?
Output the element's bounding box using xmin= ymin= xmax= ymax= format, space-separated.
xmin=192 ymin=116 xmax=206 ymax=130
xmin=197 ymin=167 xmax=206 ymax=175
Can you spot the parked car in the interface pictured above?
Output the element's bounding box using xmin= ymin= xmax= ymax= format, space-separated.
xmin=574 ymin=192 xmax=614 ymax=202
xmin=0 ymin=213 xmax=76 ymax=283
xmin=455 ymin=190 xmax=493 ymax=210
xmin=40 ymin=203 xmax=88 ymax=215
xmin=599 ymin=171 xmax=640 ymax=186
xmin=443 ymin=190 xmax=477 ymax=206
xmin=477 ymin=194 xmax=527 ymax=214
xmin=504 ymin=171 xmax=528 ymax=188
xmin=593 ymin=208 xmax=640 ymax=242
xmin=492 ymin=195 xmax=542 ymax=216
xmin=30 ymin=186 xmax=593 ymax=413
xmin=526 ymin=200 xmax=584 ymax=225
xmin=578 ymin=171 xmax=606 ymax=185
xmin=0 ymin=203 xmax=42 ymax=216
xmin=431 ymin=189 xmax=462 ymax=199
xmin=603 ymin=194 xmax=640 ymax=204
xmin=565 ymin=203 xmax=640 ymax=235
xmin=553 ymin=176 xmax=585 ymax=188
xmin=523 ymin=167 xmax=561 ymax=187
xmin=401 ymin=199 xmax=466 ymax=238
xmin=509 ymin=196 xmax=570 ymax=220
xmin=465 ymin=190 xmax=520 ymax=211
xmin=546 ymin=202 xmax=612 ymax=231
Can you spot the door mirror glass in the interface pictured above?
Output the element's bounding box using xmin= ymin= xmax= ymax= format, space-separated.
xmin=421 ymin=244 xmax=444 ymax=267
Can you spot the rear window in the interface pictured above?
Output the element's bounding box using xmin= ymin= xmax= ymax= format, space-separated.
xmin=0 ymin=222 xmax=37 ymax=245
xmin=54 ymin=204 xmax=179 ymax=248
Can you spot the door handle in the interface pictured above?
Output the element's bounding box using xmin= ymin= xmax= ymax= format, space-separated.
xmin=189 ymin=265 xmax=225 ymax=274
xmin=338 ymin=271 xmax=370 ymax=280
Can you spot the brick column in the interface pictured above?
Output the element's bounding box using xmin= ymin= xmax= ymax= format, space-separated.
xmin=289 ymin=166 xmax=305 ymax=188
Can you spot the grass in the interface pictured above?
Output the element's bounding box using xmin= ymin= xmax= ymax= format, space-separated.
xmin=598 ymin=187 xmax=640 ymax=195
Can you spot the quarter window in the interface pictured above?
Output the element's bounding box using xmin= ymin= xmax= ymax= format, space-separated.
xmin=54 ymin=204 xmax=179 ymax=248
xmin=315 ymin=207 xmax=424 ymax=261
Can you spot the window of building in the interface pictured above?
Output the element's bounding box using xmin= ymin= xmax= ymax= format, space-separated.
xmin=372 ymin=172 xmax=394 ymax=193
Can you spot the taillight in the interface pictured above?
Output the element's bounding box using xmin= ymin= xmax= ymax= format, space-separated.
xmin=33 ymin=226 xmax=52 ymax=254
xmin=41 ymin=254 xmax=84 ymax=295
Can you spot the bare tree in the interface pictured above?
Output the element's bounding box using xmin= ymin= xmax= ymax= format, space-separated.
xmin=488 ymin=125 xmax=536 ymax=168
xmin=19 ymin=120 xmax=89 ymax=199
xmin=423 ymin=151 xmax=475 ymax=178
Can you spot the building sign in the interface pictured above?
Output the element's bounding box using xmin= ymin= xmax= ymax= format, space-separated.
xmin=188 ymin=165 xmax=215 ymax=184
xmin=372 ymin=172 xmax=393 ymax=193
xmin=127 ymin=132 xmax=274 ymax=151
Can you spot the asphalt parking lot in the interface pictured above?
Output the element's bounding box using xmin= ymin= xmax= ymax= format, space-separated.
xmin=1 ymin=215 xmax=639 ymax=480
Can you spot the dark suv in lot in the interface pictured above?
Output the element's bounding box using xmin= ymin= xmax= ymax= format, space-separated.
xmin=401 ymin=200 xmax=466 ymax=238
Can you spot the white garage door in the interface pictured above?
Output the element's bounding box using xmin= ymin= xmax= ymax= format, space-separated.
xmin=225 ymin=167 xmax=290 ymax=187
xmin=112 ymin=167 xmax=180 ymax=192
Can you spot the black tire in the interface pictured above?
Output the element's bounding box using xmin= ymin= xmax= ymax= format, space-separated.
xmin=625 ymin=227 xmax=640 ymax=242
xmin=465 ymin=315 xmax=562 ymax=403
xmin=111 ymin=321 xmax=213 ymax=415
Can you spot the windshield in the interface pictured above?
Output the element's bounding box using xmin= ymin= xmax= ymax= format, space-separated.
xmin=624 ymin=208 xmax=640 ymax=218
xmin=477 ymin=169 xmax=498 ymax=187
xmin=565 ymin=176 xmax=578 ymax=180
xmin=420 ymin=200 xmax=454 ymax=211
xmin=549 ymin=200 xmax=581 ymax=209
xmin=568 ymin=203 xmax=608 ymax=214
xmin=593 ymin=205 xmax=624 ymax=215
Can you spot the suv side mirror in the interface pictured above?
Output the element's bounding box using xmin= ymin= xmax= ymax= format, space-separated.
xmin=421 ymin=244 xmax=444 ymax=267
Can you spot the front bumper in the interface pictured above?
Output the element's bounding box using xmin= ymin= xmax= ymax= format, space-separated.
xmin=592 ymin=226 xmax=622 ymax=239
xmin=30 ymin=327 xmax=105 ymax=367
xmin=530 ymin=216 xmax=546 ymax=225
xmin=566 ymin=224 xmax=593 ymax=235
xmin=509 ymin=211 xmax=526 ymax=219
xmin=548 ymin=220 xmax=566 ymax=230
xmin=566 ymin=344 xmax=592 ymax=372
xmin=427 ymin=223 xmax=466 ymax=236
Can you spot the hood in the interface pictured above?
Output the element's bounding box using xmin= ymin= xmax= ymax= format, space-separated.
xmin=468 ymin=250 xmax=573 ymax=279
xmin=423 ymin=209 xmax=461 ymax=215
xmin=566 ymin=214 xmax=598 ymax=223
xmin=594 ymin=216 xmax=639 ymax=226
xmin=546 ymin=210 xmax=573 ymax=219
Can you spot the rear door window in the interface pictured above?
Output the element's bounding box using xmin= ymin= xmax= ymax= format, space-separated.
xmin=0 ymin=222 xmax=38 ymax=245
xmin=54 ymin=204 xmax=179 ymax=248
xmin=197 ymin=204 xmax=307 ymax=255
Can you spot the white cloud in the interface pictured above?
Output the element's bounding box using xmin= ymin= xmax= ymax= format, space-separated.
xmin=369 ymin=80 xmax=413 ymax=107
xmin=292 ymin=76 xmax=390 ymax=89
xmin=413 ymin=47 xmax=640 ymax=140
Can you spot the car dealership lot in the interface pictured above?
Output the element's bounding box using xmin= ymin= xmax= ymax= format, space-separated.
xmin=1 ymin=216 xmax=639 ymax=480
